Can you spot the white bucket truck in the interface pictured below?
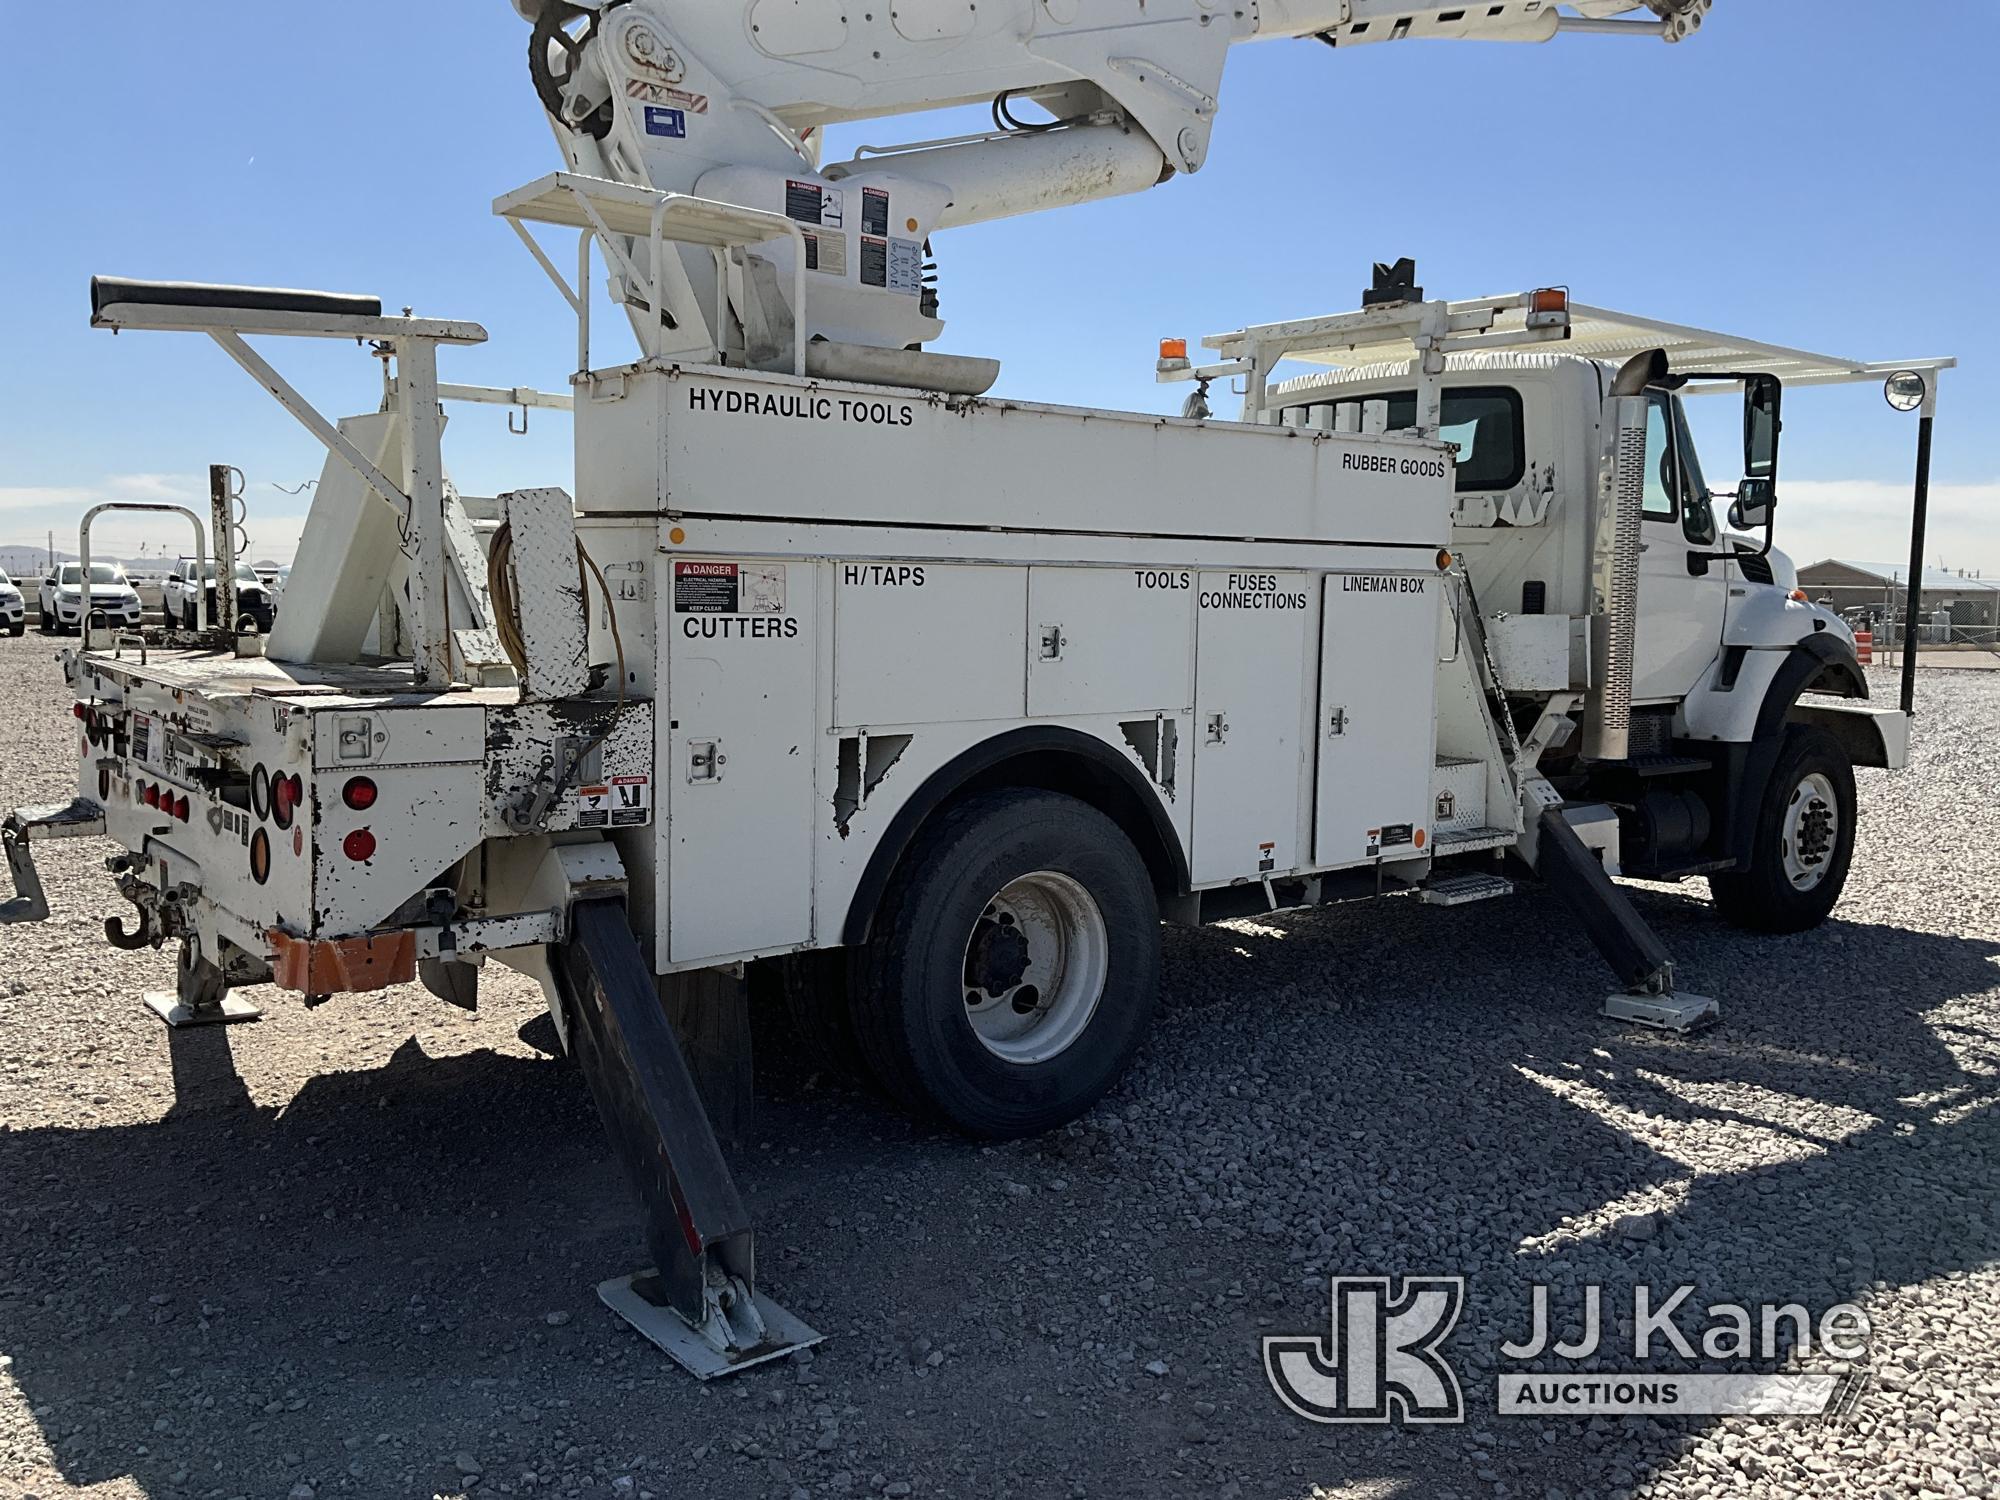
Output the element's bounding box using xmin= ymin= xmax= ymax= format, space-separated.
xmin=10 ymin=0 xmax=1953 ymax=1378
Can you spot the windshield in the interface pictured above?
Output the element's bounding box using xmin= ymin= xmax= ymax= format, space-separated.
xmin=0 ymin=570 xmax=12 ymax=588
xmin=59 ymin=565 xmax=128 ymax=586
xmin=195 ymin=562 xmax=259 ymax=582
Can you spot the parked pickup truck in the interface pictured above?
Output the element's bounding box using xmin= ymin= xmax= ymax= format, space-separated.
xmin=161 ymin=558 xmax=276 ymax=632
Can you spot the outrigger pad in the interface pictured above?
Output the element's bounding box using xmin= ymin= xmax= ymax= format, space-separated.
xmin=143 ymin=991 xmax=263 ymax=1028
xmin=599 ymin=1271 xmax=824 ymax=1381
xmin=90 ymin=276 xmax=384 ymax=321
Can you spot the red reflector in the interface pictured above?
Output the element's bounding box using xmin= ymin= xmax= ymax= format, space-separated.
xmin=71 ymin=703 xmax=87 ymax=720
xmin=342 ymin=829 xmax=376 ymax=862
xmin=342 ymin=776 xmax=378 ymax=812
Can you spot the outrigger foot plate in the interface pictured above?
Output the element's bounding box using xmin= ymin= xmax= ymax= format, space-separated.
xmin=1601 ymin=991 xmax=1719 ymax=1033
xmin=600 ymin=1269 xmax=823 ymax=1380
xmin=144 ymin=991 xmax=263 ymax=1027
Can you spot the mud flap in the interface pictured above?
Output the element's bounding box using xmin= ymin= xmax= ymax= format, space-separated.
xmin=553 ymin=896 xmax=820 ymax=1378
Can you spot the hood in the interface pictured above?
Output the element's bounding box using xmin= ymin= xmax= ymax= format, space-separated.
xmin=61 ymin=583 xmax=137 ymax=599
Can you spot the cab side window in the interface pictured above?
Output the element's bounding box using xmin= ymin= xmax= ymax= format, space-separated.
xmin=1641 ymin=392 xmax=1677 ymax=522
xmin=1671 ymin=395 xmax=1718 ymax=547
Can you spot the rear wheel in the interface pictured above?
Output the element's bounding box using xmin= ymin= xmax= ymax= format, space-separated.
xmin=1708 ymin=725 xmax=1856 ymax=933
xmin=852 ymin=788 xmax=1159 ymax=1138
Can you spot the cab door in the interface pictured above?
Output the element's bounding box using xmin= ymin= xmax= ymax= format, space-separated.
xmin=1632 ymin=390 xmax=1728 ymax=703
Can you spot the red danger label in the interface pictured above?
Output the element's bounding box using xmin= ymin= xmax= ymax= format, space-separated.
xmin=674 ymin=561 xmax=739 ymax=613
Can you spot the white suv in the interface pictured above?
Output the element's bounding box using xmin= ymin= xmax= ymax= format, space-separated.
xmin=37 ymin=562 xmax=142 ymax=634
xmin=0 ymin=570 xmax=24 ymax=636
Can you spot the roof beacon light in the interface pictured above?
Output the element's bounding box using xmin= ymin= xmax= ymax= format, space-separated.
xmin=1527 ymin=288 xmax=1570 ymax=331
xmin=1157 ymin=337 xmax=1190 ymax=372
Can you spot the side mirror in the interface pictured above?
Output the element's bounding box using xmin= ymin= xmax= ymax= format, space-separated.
xmin=1733 ymin=374 xmax=1782 ymax=533
xmin=1730 ymin=476 xmax=1774 ymax=531
xmin=1742 ymin=373 xmax=1782 ymax=482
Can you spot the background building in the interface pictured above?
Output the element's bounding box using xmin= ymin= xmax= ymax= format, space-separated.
xmin=1797 ymin=559 xmax=2000 ymax=644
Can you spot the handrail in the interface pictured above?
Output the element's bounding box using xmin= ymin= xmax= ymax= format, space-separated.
xmin=79 ymin=502 xmax=208 ymax=641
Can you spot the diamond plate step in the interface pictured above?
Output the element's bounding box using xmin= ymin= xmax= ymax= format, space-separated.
xmin=1419 ymin=872 xmax=1515 ymax=907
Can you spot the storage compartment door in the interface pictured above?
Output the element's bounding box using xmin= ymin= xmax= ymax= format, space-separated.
xmin=1189 ymin=572 xmax=1313 ymax=884
xmin=666 ymin=559 xmax=818 ymax=964
xmin=1314 ymin=572 xmax=1441 ymax=867
xmin=1027 ymin=566 xmax=1195 ymax=718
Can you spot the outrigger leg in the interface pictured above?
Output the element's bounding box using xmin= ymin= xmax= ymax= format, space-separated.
xmin=1534 ymin=807 xmax=1720 ymax=1033
xmin=554 ymin=897 xmax=822 ymax=1379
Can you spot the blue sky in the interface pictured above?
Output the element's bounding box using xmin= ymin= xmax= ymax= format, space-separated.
xmin=0 ymin=1 xmax=1990 ymax=569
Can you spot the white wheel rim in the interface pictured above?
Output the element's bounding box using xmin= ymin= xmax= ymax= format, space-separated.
xmin=1781 ymin=771 xmax=1839 ymax=891
xmin=960 ymin=870 xmax=1109 ymax=1064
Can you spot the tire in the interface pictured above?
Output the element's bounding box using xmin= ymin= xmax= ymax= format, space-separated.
xmin=852 ymin=788 xmax=1160 ymax=1139
xmin=181 ymin=601 xmax=197 ymax=631
xmin=7 ymin=623 xmax=22 ymax=638
xmin=1708 ymin=724 xmax=1856 ymax=934
xmin=35 ymin=603 xmax=48 ymax=634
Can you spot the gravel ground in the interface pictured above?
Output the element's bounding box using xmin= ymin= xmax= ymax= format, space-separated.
xmin=1 ymin=631 xmax=1996 ymax=1500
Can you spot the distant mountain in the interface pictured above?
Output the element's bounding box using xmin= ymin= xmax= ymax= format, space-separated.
xmin=0 ymin=545 xmax=213 ymax=578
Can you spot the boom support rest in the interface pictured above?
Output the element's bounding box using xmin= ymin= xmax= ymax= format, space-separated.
xmin=553 ymin=898 xmax=819 ymax=1377
xmin=90 ymin=277 xmax=384 ymax=321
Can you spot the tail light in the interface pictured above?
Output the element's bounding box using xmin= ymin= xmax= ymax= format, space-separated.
xmin=342 ymin=829 xmax=376 ymax=862
xmin=141 ymin=783 xmax=160 ymax=809
xmin=342 ymin=776 xmax=378 ymax=812
xmin=272 ymin=772 xmax=302 ymax=830
xmin=174 ymin=795 xmax=190 ymax=822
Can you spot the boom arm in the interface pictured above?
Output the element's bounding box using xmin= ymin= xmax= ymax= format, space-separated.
xmin=512 ymin=0 xmax=1711 ymax=362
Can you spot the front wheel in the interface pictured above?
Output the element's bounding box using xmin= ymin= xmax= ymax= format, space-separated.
xmin=1708 ymin=725 xmax=1856 ymax=934
xmin=852 ymin=788 xmax=1160 ymax=1139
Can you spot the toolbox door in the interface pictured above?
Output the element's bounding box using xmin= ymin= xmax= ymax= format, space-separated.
xmin=666 ymin=558 xmax=818 ymax=964
xmin=1313 ymin=571 xmax=1441 ymax=867
xmin=1026 ymin=566 xmax=1195 ymax=719
xmin=1189 ymin=572 xmax=1313 ymax=884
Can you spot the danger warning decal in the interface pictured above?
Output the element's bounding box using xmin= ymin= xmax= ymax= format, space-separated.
xmin=674 ymin=561 xmax=786 ymax=614
xmin=573 ymin=774 xmax=652 ymax=829
xmin=674 ymin=561 xmax=740 ymax=613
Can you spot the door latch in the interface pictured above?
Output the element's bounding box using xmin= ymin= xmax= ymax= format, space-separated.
xmin=1328 ymin=706 xmax=1349 ymax=738
xmin=1039 ymin=623 xmax=1065 ymax=661
xmin=687 ymin=739 xmax=725 ymax=783
xmin=1206 ymin=712 xmax=1228 ymax=744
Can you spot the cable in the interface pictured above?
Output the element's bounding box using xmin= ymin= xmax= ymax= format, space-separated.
xmin=992 ymin=89 xmax=1065 ymax=134
xmin=485 ymin=519 xmax=628 ymax=763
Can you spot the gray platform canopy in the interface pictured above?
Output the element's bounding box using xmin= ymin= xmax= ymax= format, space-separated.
xmin=1252 ymin=296 xmax=1956 ymax=717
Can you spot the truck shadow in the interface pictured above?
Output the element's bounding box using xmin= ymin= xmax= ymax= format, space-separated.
xmin=0 ymin=894 xmax=1994 ymax=1498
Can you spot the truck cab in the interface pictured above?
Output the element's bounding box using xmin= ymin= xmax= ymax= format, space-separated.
xmin=1241 ymin=307 xmax=1897 ymax=933
xmin=1269 ymin=354 xmax=1807 ymax=704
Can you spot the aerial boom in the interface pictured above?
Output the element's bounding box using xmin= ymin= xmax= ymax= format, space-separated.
xmin=512 ymin=0 xmax=1711 ymax=362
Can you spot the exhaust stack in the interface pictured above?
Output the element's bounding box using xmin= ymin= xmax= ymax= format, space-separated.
xmin=1584 ymin=350 xmax=1667 ymax=761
